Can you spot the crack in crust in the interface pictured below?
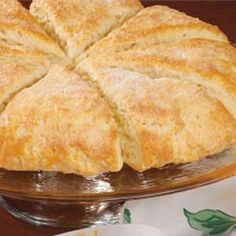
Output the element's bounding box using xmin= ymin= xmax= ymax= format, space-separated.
xmin=30 ymin=0 xmax=143 ymax=62
xmin=78 ymin=38 xmax=236 ymax=172
xmin=80 ymin=5 xmax=228 ymax=62
xmin=0 ymin=66 xmax=123 ymax=176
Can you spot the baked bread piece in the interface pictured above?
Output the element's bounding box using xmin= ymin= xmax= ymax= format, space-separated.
xmin=81 ymin=5 xmax=228 ymax=61
xmin=78 ymin=38 xmax=236 ymax=171
xmin=0 ymin=66 xmax=122 ymax=176
xmin=78 ymin=67 xmax=236 ymax=171
xmin=30 ymin=0 xmax=143 ymax=61
xmin=0 ymin=41 xmax=59 ymax=112
xmin=79 ymin=39 xmax=236 ymax=120
xmin=0 ymin=0 xmax=65 ymax=57
xmin=0 ymin=2 xmax=235 ymax=175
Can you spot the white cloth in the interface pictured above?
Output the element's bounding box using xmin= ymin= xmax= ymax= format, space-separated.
xmin=57 ymin=177 xmax=236 ymax=236
xmin=56 ymin=224 xmax=164 ymax=236
xmin=124 ymin=176 xmax=236 ymax=235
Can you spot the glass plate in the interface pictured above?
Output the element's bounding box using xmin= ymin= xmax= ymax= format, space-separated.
xmin=0 ymin=147 xmax=235 ymax=228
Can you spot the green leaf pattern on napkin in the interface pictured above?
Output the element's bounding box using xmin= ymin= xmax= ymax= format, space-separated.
xmin=184 ymin=208 xmax=236 ymax=236
xmin=123 ymin=208 xmax=132 ymax=224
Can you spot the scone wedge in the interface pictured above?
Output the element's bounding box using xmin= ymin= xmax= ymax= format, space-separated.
xmin=0 ymin=66 xmax=122 ymax=176
xmin=79 ymin=39 xmax=236 ymax=119
xmin=30 ymin=0 xmax=143 ymax=61
xmin=82 ymin=5 xmax=228 ymax=60
xmin=0 ymin=0 xmax=65 ymax=57
xmin=78 ymin=38 xmax=236 ymax=172
xmin=0 ymin=41 xmax=60 ymax=112
xmin=77 ymin=67 xmax=236 ymax=172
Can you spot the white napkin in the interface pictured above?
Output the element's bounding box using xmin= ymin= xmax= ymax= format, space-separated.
xmin=56 ymin=176 xmax=236 ymax=236
xmin=56 ymin=224 xmax=165 ymax=236
xmin=123 ymin=176 xmax=236 ymax=236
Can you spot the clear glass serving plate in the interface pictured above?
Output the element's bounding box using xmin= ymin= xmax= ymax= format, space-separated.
xmin=0 ymin=147 xmax=235 ymax=229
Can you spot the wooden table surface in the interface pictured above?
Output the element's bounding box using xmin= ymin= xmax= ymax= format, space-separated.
xmin=0 ymin=1 xmax=235 ymax=236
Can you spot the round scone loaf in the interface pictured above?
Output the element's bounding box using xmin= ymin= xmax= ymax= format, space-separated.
xmin=0 ymin=0 xmax=235 ymax=176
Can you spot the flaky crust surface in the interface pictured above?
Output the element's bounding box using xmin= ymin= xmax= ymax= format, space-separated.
xmin=0 ymin=41 xmax=59 ymax=112
xmin=30 ymin=0 xmax=143 ymax=60
xmin=79 ymin=39 xmax=236 ymax=119
xmin=0 ymin=1 xmax=235 ymax=175
xmin=0 ymin=66 xmax=122 ymax=176
xmin=82 ymin=6 xmax=228 ymax=60
xmin=77 ymin=66 xmax=236 ymax=171
xmin=0 ymin=0 xmax=65 ymax=57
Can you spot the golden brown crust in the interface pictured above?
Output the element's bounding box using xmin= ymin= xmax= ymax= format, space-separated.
xmin=79 ymin=39 xmax=236 ymax=119
xmin=30 ymin=0 xmax=143 ymax=60
xmin=78 ymin=38 xmax=236 ymax=171
xmin=0 ymin=40 xmax=56 ymax=59
xmin=80 ymin=67 xmax=236 ymax=171
xmin=0 ymin=40 xmax=69 ymax=66
xmin=82 ymin=5 xmax=228 ymax=60
xmin=0 ymin=66 xmax=122 ymax=176
xmin=0 ymin=2 xmax=235 ymax=175
xmin=0 ymin=41 xmax=59 ymax=113
xmin=0 ymin=0 xmax=65 ymax=57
